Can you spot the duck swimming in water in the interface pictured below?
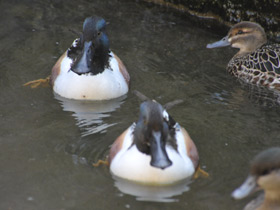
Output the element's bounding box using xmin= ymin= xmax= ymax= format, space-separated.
xmin=232 ymin=147 xmax=280 ymax=210
xmin=109 ymin=99 xmax=200 ymax=185
xmin=25 ymin=16 xmax=130 ymax=100
xmin=207 ymin=21 xmax=280 ymax=90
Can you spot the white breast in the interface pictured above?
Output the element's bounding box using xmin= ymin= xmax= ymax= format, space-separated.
xmin=110 ymin=126 xmax=195 ymax=185
xmin=53 ymin=52 xmax=129 ymax=100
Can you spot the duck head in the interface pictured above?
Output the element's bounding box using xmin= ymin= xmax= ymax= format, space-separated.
xmin=207 ymin=21 xmax=267 ymax=56
xmin=232 ymin=147 xmax=280 ymax=200
xmin=70 ymin=16 xmax=110 ymax=75
xmin=133 ymin=100 xmax=172 ymax=170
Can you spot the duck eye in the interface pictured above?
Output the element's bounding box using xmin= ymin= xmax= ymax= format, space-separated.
xmin=237 ymin=30 xmax=244 ymax=35
xmin=261 ymin=169 xmax=272 ymax=176
xmin=97 ymin=32 xmax=101 ymax=36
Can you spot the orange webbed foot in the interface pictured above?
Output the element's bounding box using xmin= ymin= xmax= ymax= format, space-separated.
xmin=23 ymin=76 xmax=50 ymax=88
xmin=92 ymin=159 xmax=109 ymax=167
xmin=193 ymin=166 xmax=209 ymax=179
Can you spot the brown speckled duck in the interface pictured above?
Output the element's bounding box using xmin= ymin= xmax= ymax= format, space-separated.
xmin=232 ymin=147 xmax=280 ymax=210
xmin=207 ymin=21 xmax=280 ymax=90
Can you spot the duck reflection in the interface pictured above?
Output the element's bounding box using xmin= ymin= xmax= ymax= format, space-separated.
xmin=231 ymin=83 xmax=280 ymax=108
xmin=113 ymin=176 xmax=192 ymax=202
xmin=54 ymin=94 xmax=126 ymax=137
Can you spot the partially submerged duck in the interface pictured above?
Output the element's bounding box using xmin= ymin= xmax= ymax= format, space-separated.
xmin=207 ymin=21 xmax=280 ymax=90
xmin=109 ymin=99 xmax=200 ymax=185
xmin=26 ymin=16 xmax=129 ymax=100
xmin=232 ymin=147 xmax=280 ymax=210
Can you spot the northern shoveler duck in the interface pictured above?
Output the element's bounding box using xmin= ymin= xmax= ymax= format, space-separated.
xmin=207 ymin=21 xmax=280 ymax=90
xmin=232 ymin=147 xmax=280 ymax=210
xmin=109 ymin=99 xmax=199 ymax=185
xmin=28 ymin=16 xmax=129 ymax=100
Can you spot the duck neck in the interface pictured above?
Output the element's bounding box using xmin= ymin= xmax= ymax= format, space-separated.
xmin=265 ymin=190 xmax=280 ymax=201
xmin=235 ymin=50 xmax=250 ymax=57
xmin=235 ymin=34 xmax=267 ymax=58
xmin=261 ymin=190 xmax=280 ymax=209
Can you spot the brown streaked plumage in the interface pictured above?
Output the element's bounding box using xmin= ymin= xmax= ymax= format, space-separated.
xmin=207 ymin=21 xmax=280 ymax=91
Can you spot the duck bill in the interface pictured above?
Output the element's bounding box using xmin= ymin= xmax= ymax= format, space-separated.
xmin=206 ymin=36 xmax=231 ymax=48
xmin=231 ymin=175 xmax=258 ymax=199
xmin=71 ymin=41 xmax=93 ymax=74
xmin=150 ymin=131 xmax=172 ymax=170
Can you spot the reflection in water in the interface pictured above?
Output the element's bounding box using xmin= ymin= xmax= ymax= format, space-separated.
xmin=233 ymin=81 xmax=280 ymax=108
xmin=113 ymin=176 xmax=192 ymax=202
xmin=3 ymin=0 xmax=280 ymax=209
xmin=54 ymin=94 xmax=126 ymax=137
xmin=207 ymin=82 xmax=280 ymax=108
xmin=245 ymin=85 xmax=280 ymax=107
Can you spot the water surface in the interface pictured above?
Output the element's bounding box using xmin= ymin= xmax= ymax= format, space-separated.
xmin=1 ymin=0 xmax=280 ymax=209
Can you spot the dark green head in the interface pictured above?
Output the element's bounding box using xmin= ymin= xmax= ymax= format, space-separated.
xmin=70 ymin=16 xmax=110 ymax=75
xmin=133 ymin=100 xmax=172 ymax=170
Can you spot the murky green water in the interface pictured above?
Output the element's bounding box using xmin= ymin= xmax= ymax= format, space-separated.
xmin=1 ymin=0 xmax=280 ymax=209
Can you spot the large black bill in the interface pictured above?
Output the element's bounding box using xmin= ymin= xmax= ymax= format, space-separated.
xmin=150 ymin=131 xmax=172 ymax=170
